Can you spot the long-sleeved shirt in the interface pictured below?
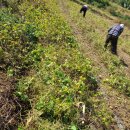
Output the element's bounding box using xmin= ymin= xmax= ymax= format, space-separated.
xmin=108 ymin=24 xmax=124 ymax=37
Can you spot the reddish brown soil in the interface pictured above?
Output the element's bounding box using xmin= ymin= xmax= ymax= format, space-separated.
xmin=0 ymin=72 xmax=18 ymax=130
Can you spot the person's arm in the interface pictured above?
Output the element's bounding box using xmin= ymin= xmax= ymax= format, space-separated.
xmin=80 ymin=7 xmax=83 ymax=13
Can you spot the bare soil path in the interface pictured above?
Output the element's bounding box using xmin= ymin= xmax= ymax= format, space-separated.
xmin=57 ymin=0 xmax=130 ymax=129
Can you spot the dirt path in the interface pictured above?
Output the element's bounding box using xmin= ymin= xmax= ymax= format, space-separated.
xmin=57 ymin=0 xmax=130 ymax=129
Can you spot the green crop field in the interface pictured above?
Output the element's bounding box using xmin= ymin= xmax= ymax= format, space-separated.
xmin=0 ymin=0 xmax=130 ymax=130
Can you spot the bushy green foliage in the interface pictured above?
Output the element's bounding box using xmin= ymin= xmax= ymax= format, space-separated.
xmin=16 ymin=44 xmax=102 ymax=129
xmin=0 ymin=7 xmax=39 ymax=75
xmin=0 ymin=0 xmax=73 ymax=76
xmin=109 ymin=7 xmax=130 ymax=21
xmin=1 ymin=0 xmax=23 ymax=13
xmin=114 ymin=0 xmax=130 ymax=9
xmin=35 ymin=45 xmax=95 ymax=120
xmin=13 ymin=0 xmax=111 ymax=129
xmin=80 ymin=0 xmax=130 ymax=9
xmin=81 ymin=0 xmax=110 ymax=8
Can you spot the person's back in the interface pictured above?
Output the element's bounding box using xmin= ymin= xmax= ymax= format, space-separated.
xmin=108 ymin=24 xmax=124 ymax=37
xmin=104 ymin=24 xmax=124 ymax=55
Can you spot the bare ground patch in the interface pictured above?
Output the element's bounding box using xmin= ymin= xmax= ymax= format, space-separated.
xmin=0 ymin=71 xmax=31 ymax=130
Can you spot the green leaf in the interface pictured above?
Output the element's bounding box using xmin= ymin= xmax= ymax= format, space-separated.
xmin=70 ymin=125 xmax=77 ymax=130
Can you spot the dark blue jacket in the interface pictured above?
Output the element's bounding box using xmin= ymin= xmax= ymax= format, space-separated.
xmin=108 ymin=24 xmax=124 ymax=37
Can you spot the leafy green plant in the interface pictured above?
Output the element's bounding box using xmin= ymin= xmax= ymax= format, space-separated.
xmin=70 ymin=124 xmax=77 ymax=130
xmin=81 ymin=0 xmax=110 ymax=8
xmin=7 ymin=67 xmax=14 ymax=77
xmin=104 ymin=74 xmax=130 ymax=96
xmin=17 ymin=44 xmax=100 ymax=129
xmin=114 ymin=0 xmax=130 ymax=9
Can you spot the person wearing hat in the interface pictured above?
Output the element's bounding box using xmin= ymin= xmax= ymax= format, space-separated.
xmin=104 ymin=24 xmax=124 ymax=55
xmin=80 ymin=5 xmax=88 ymax=17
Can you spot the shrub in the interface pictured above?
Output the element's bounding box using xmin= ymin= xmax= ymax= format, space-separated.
xmin=116 ymin=0 xmax=130 ymax=9
xmin=81 ymin=0 xmax=110 ymax=8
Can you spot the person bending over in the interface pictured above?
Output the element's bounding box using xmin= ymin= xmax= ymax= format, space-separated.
xmin=104 ymin=24 xmax=124 ymax=55
xmin=80 ymin=5 xmax=88 ymax=17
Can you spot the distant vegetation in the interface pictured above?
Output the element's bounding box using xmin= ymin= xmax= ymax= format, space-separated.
xmin=114 ymin=0 xmax=130 ymax=9
xmin=81 ymin=0 xmax=110 ymax=8
xmin=80 ymin=0 xmax=130 ymax=9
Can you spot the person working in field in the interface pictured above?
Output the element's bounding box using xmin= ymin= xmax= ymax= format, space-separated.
xmin=104 ymin=24 xmax=124 ymax=55
xmin=80 ymin=5 xmax=88 ymax=17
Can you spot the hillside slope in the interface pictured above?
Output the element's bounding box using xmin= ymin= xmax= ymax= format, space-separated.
xmin=57 ymin=0 xmax=130 ymax=129
xmin=1 ymin=0 xmax=130 ymax=130
xmin=1 ymin=0 xmax=109 ymax=130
